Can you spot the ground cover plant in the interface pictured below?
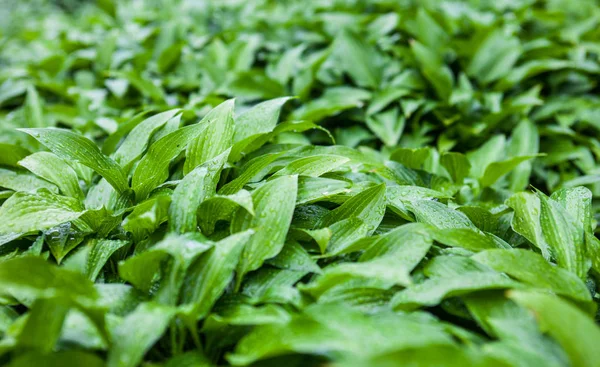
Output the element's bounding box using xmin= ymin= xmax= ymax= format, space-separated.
xmin=1 ymin=0 xmax=600 ymax=366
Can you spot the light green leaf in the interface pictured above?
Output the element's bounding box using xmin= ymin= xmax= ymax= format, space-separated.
xmin=107 ymin=303 xmax=176 ymax=367
xmin=538 ymin=192 xmax=587 ymax=279
xmin=233 ymin=175 xmax=298 ymax=288
xmin=480 ymin=155 xmax=539 ymax=188
xmin=0 ymin=168 xmax=57 ymax=194
xmin=507 ymin=120 xmax=539 ymax=191
xmin=506 ymin=192 xmax=550 ymax=259
xmin=169 ymin=151 xmax=228 ymax=233
xmin=317 ymin=184 xmax=386 ymax=230
xmin=86 ymin=239 xmax=129 ymax=281
xmin=132 ymin=122 xmax=208 ymax=200
xmin=509 ymin=290 xmax=600 ymax=367
xmin=473 ymin=249 xmax=591 ymax=302
xmin=440 ymin=152 xmax=471 ymax=184
xmin=19 ymin=128 xmax=129 ymax=193
xmin=113 ymin=109 xmax=181 ymax=169
xmin=180 ymin=230 xmax=254 ymax=320
xmin=0 ymin=190 xmax=85 ymax=236
xmin=332 ymin=29 xmax=381 ymax=88
xmin=184 ymin=99 xmax=235 ymax=173
xmin=274 ymin=155 xmax=349 ymax=177
xmin=18 ymin=152 xmax=84 ymax=199
xmin=411 ymin=200 xmax=478 ymax=230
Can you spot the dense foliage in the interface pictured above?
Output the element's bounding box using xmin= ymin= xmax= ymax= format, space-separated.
xmin=1 ymin=0 xmax=600 ymax=366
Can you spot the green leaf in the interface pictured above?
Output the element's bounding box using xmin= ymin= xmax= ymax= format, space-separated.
xmin=131 ymin=121 xmax=209 ymax=200
xmin=180 ymin=230 xmax=254 ymax=320
xmin=231 ymin=97 xmax=293 ymax=161
xmin=24 ymin=86 xmax=45 ymax=128
xmin=274 ymin=155 xmax=349 ymax=177
xmin=8 ymin=351 xmax=104 ymax=367
xmin=550 ymin=187 xmax=593 ymax=234
xmin=506 ymin=192 xmax=550 ymax=259
xmin=86 ymin=239 xmax=129 ymax=281
xmin=227 ymin=304 xmax=453 ymax=365
xmin=169 ymin=151 xmax=228 ymax=233
xmin=16 ymin=297 xmax=70 ymax=353
xmin=233 ymin=175 xmax=298 ymax=288
xmin=0 ymin=190 xmax=85 ymax=236
xmin=0 ymin=256 xmax=97 ymax=303
xmin=480 ymin=155 xmax=539 ymax=188
xmin=473 ymin=249 xmax=591 ymax=302
xmin=509 ymin=290 xmax=600 ymax=367
xmin=440 ymin=152 xmax=471 ymax=184
xmin=467 ymin=30 xmax=521 ymax=84
xmin=0 ymin=168 xmax=58 ymax=194
xmin=538 ymin=192 xmax=587 ymax=278
xmin=184 ymin=99 xmax=235 ymax=173
xmin=332 ymin=29 xmax=381 ymax=88
xmin=507 ymin=120 xmax=539 ymax=191
xmin=197 ymin=190 xmax=254 ymax=235
xmin=107 ymin=303 xmax=176 ymax=367
xmin=410 ymin=40 xmax=453 ymax=101
xmin=411 ymin=200 xmax=477 ymax=230
xmin=113 ymin=109 xmax=181 ymax=169
xmin=392 ymin=270 xmax=520 ymax=311
xmin=18 ymin=152 xmax=84 ymax=199
xmin=432 ymin=228 xmax=510 ymax=251
xmin=317 ymin=184 xmax=386 ymax=230
xmin=19 ymin=128 xmax=129 ymax=193
xmin=366 ymin=108 xmax=405 ymax=147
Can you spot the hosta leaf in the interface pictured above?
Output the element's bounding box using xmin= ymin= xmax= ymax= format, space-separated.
xmin=197 ymin=190 xmax=254 ymax=235
xmin=509 ymin=290 xmax=600 ymax=367
xmin=332 ymin=29 xmax=381 ymax=88
xmin=8 ymin=351 xmax=104 ymax=367
xmin=267 ymin=241 xmax=321 ymax=274
xmin=232 ymin=175 xmax=298 ymax=287
xmin=0 ymin=190 xmax=85 ymax=236
xmin=184 ymin=99 xmax=234 ymax=173
xmin=274 ymin=155 xmax=349 ymax=177
xmin=296 ymin=176 xmax=351 ymax=205
xmin=231 ymin=97 xmax=292 ymax=161
xmin=118 ymin=233 xmax=211 ymax=300
xmin=432 ymin=228 xmax=509 ymax=251
xmin=392 ymin=272 xmax=520 ymax=311
xmin=507 ymin=120 xmax=539 ymax=191
xmin=113 ymin=109 xmax=180 ymax=169
xmin=366 ymin=108 xmax=405 ymax=147
xmin=227 ymin=304 xmax=453 ymax=365
xmin=169 ymin=150 xmax=228 ymax=233
xmin=550 ymin=187 xmax=593 ymax=234
xmin=180 ymin=230 xmax=254 ymax=320
xmin=317 ymin=184 xmax=386 ymax=229
xmin=538 ymin=192 xmax=587 ymax=278
xmin=465 ymin=293 xmax=568 ymax=367
xmin=467 ymin=30 xmax=521 ymax=85
xmin=411 ymin=200 xmax=477 ymax=230
xmin=132 ymin=122 xmax=208 ymax=200
xmin=86 ymin=239 xmax=129 ymax=281
xmin=506 ymin=192 xmax=550 ymax=259
xmin=16 ymin=297 xmax=70 ymax=353
xmin=19 ymin=128 xmax=129 ymax=193
xmin=473 ymin=249 xmax=591 ymax=302
xmin=107 ymin=303 xmax=176 ymax=367
xmin=0 ymin=144 xmax=30 ymax=167
xmin=480 ymin=155 xmax=539 ymax=188
xmin=18 ymin=152 xmax=83 ymax=199
xmin=0 ymin=168 xmax=57 ymax=193
xmin=0 ymin=256 xmax=97 ymax=303
xmin=440 ymin=152 xmax=471 ymax=184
